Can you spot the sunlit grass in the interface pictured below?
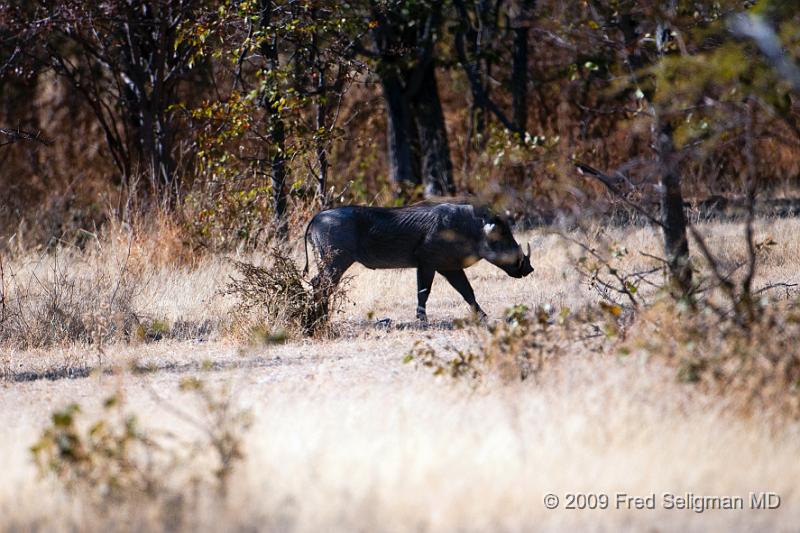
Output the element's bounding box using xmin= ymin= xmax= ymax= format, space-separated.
xmin=1 ymin=217 xmax=799 ymax=531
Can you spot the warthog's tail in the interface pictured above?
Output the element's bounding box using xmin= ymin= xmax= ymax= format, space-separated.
xmin=302 ymin=217 xmax=314 ymax=276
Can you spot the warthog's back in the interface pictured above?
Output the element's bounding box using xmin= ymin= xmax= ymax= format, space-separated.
xmin=309 ymin=204 xmax=480 ymax=270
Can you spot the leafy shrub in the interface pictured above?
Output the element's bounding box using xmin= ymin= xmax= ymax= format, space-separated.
xmin=405 ymin=304 xmax=608 ymax=385
xmin=30 ymin=396 xmax=165 ymax=503
xmin=31 ymin=378 xmax=252 ymax=525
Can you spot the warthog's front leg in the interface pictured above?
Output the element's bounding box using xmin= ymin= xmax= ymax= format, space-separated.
xmin=416 ymin=266 xmax=436 ymax=322
xmin=439 ymin=269 xmax=487 ymax=319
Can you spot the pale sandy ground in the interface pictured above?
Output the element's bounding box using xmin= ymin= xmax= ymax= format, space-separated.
xmin=1 ymin=219 xmax=799 ymax=531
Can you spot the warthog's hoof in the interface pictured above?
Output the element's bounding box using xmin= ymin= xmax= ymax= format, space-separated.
xmin=472 ymin=308 xmax=488 ymax=323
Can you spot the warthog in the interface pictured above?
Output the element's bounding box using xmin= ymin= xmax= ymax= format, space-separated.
xmin=302 ymin=202 xmax=533 ymax=321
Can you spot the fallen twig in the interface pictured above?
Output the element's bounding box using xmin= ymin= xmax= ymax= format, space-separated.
xmin=0 ymin=127 xmax=53 ymax=148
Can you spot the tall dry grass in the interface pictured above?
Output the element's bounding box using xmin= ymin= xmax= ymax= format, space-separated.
xmin=0 ymin=219 xmax=231 ymax=353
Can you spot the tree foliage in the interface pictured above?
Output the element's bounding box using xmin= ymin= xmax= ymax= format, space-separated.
xmin=0 ymin=0 xmax=798 ymax=249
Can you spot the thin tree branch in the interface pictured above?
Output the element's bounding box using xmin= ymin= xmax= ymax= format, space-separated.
xmin=574 ymin=162 xmax=665 ymax=228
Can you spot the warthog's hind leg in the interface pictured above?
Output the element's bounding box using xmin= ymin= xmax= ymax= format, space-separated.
xmin=310 ymin=253 xmax=353 ymax=319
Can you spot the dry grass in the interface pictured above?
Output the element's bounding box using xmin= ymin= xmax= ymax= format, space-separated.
xmin=1 ymin=217 xmax=800 ymax=531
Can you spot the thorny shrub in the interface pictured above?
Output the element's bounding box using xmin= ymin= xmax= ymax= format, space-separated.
xmin=405 ymin=304 xmax=609 ymax=385
xmin=224 ymin=247 xmax=349 ymax=339
xmin=30 ymin=378 xmax=252 ymax=525
xmin=406 ymin=223 xmax=800 ymax=423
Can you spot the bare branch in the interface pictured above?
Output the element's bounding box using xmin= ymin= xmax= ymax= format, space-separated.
xmin=754 ymin=282 xmax=798 ymax=295
xmin=574 ymin=162 xmax=665 ymax=228
xmin=741 ymin=100 xmax=758 ymax=305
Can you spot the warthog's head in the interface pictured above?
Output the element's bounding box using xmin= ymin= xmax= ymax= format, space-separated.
xmin=481 ymin=214 xmax=534 ymax=279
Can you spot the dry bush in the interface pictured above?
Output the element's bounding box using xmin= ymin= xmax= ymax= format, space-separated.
xmin=175 ymin=377 xmax=253 ymax=496
xmin=405 ymin=304 xmax=609 ymax=385
xmin=629 ymin=296 xmax=800 ymax=419
xmin=560 ymin=216 xmax=800 ymax=421
xmin=0 ymin=214 xmax=224 ymax=353
xmin=0 ymin=249 xmax=141 ymax=349
xmin=224 ymin=247 xmax=349 ymax=340
xmin=561 ymin=225 xmax=668 ymax=312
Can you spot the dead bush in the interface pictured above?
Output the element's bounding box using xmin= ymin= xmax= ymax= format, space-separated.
xmin=224 ymin=247 xmax=349 ymax=339
xmin=174 ymin=377 xmax=253 ymax=496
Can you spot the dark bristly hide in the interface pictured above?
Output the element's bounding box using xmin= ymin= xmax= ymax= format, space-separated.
xmin=303 ymin=202 xmax=534 ymax=321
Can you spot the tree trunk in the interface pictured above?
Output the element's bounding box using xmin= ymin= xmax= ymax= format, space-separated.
xmin=511 ymin=1 xmax=534 ymax=139
xmin=371 ymin=3 xmax=453 ymax=198
xmin=472 ymin=0 xmax=494 ymax=147
xmin=118 ymin=3 xmax=179 ymax=208
xmin=381 ymin=75 xmax=421 ymax=191
xmin=153 ymin=107 xmax=177 ymax=204
xmin=137 ymin=103 xmax=177 ymax=206
xmin=408 ymin=61 xmax=455 ymax=196
xmin=260 ymin=0 xmax=288 ymax=239
xmin=270 ymin=109 xmax=288 ymax=238
xmin=656 ymin=118 xmax=692 ymax=296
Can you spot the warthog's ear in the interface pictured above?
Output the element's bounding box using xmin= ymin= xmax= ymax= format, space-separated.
xmin=483 ymin=223 xmax=496 ymax=236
